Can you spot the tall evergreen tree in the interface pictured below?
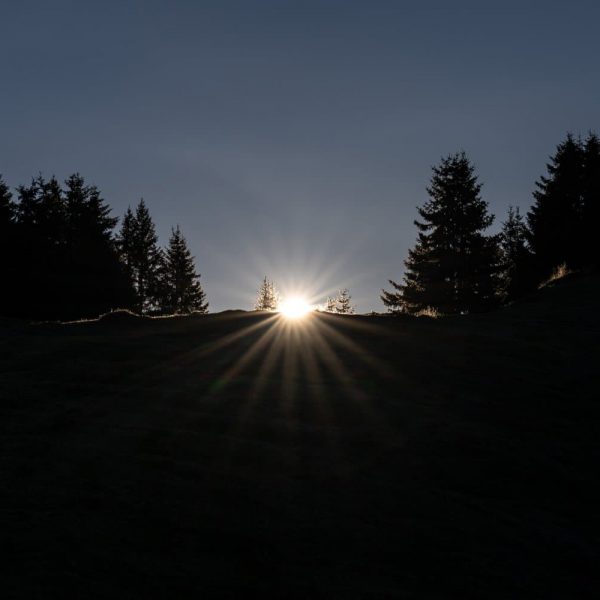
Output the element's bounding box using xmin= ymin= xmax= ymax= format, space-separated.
xmin=118 ymin=199 xmax=164 ymax=313
xmin=37 ymin=175 xmax=66 ymax=249
xmin=498 ymin=206 xmax=534 ymax=302
xmin=382 ymin=152 xmax=499 ymax=314
xmin=63 ymin=174 xmax=134 ymax=318
xmin=527 ymin=134 xmax=585 ymax=277
xmin=13 ymin=175 xmax=66 ymax=318
xmin=162 ymin=225 xmax=208 ymax=314
xmin=0 ymin=175 xmax=17 ymax=316
xmin=116 ymin=206 xmax=137 ymax=297
xmin=582 ymin=132 xmax=600 ymax=269
xmin=255 ymin=276 xmax=278 ymax=311
xmin=38 ymin=175 xmax=68 ymax=315
xmin=0 ymin=176 xmax=15 ymax=241
xmin=13 ymin=179 xmax=41 ymax=317
xmin=0 ymin=175 xmax=15 ymax=227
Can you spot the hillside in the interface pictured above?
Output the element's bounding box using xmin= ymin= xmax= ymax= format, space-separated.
xmin=1 ymin=276 xmax=599 ymax=598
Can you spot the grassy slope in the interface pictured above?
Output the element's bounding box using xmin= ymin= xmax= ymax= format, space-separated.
xmin=1 ymin=276 xmax=599 ymax=598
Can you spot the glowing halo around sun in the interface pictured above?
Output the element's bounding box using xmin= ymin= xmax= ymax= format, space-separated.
xmin=278 ymin=296 xmax=313 ymax=319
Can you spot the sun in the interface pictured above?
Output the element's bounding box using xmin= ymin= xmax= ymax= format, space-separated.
xmin=278 ymin=296 xmax=313 ymax=319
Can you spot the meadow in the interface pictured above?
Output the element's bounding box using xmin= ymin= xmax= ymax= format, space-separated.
xmin=1 ymin=275 xmax=598 ymax=598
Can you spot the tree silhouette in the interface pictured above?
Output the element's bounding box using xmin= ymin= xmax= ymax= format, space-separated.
xmin=117 ymin=206 xmax=137 ymax=293
xmin=162 ymin=225 xmax=208 ymax=314
xmin=527 ymin=134 xmax=585 ymax=277
xmin=62 ymin=174 xmax=133 ymax=319
xmin=336 ymin=289 xmax=355 ymax=314
xmin=255 ymin=276 xmax=279 ymax=311
xmin=118 ymin=199 xmax=164 ymax=313
xmin=498 ymin=206 xmax=534 ymax=302
xmin=0 ymin=176 xmax=15 ymax=224
xmin=582 ymin=132 xmax=600 ymax=269
xmin=13 ymin=175 xmax=67 ymax=317
xmin=6 ymin=173 xmax=133 ymax=319
xmin=382 ymin=152 xmax=499 ymax=314
xmin=0 ymin=175 xmax=16 ymax=316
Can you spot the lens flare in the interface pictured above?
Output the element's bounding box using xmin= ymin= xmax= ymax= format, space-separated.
xmin=279 ymin=297 xmax=312 ymax=319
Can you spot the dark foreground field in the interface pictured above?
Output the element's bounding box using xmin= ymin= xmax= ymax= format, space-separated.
xmin=1 ymin=277 xmax=599 ymax=598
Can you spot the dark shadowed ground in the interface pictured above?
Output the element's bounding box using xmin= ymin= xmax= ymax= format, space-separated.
xmin=1 ymin=276 xmax=599 ymax=598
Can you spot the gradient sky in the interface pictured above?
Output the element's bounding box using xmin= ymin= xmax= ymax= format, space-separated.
xmin=2 ymin=0 xmax=599 ymax=312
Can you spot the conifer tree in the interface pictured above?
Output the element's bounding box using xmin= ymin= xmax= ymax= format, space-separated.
xmin=335 ymin=288 xmax=355 ymax=314
xmin=582 ymin=132 xmax=600 ymax=269
xmin=0 ymin=176 xmax=15 ymax=246
xmin=13 ymin=179 xmax=43 ymax=317
xmin=0 ymin=175 xmax=15 ymax=227
xmin=63 ymin=174 xmax=133 ymax=318
xmin=13 ymin=175 xmax=67 ymax=317
xmin=162 ymin=225 xmax=208 ymax=314
xmin=382 ymin=152 xmax=499 ymax=314
xmin=117 ymin=206 xmax=136 ymax=287
xmin=134 ymin=199 xmax=164 ymax=312
xmin=498 ymin=206 xmax=534 ymax=302
xmin=527 ymin=134 xmax=585 ymax=277
xmin=255 ymin=276 xmax=279 ymax=310
xmin=38 ymin=175 xmax=67 ymax=249
xmin=0 ymin=175 xmax=16 ymax=316
xmin=118 ymin=199 xmax=164 ymax=313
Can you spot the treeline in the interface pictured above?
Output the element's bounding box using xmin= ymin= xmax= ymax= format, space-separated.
xmin=2 ymin=132 xmax=597 ymax=321
xmin=0 ymin=175 xmax=207 ymax=320
xmin=382 ymin=133 xmax=600 ymax=314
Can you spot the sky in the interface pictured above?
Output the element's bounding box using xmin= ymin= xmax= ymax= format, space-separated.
xmin=1 ymin=0 xmax=599 ymax=312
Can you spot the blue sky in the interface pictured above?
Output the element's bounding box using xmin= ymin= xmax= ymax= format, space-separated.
xmin=2 ymin=1 xmax=599 ymax=311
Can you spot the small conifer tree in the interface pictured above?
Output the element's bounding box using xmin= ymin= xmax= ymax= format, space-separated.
xmin=255 ymin=276 xmax=279 ymax=310
xmin=335 ymin=288 xmax=355 ymax=314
